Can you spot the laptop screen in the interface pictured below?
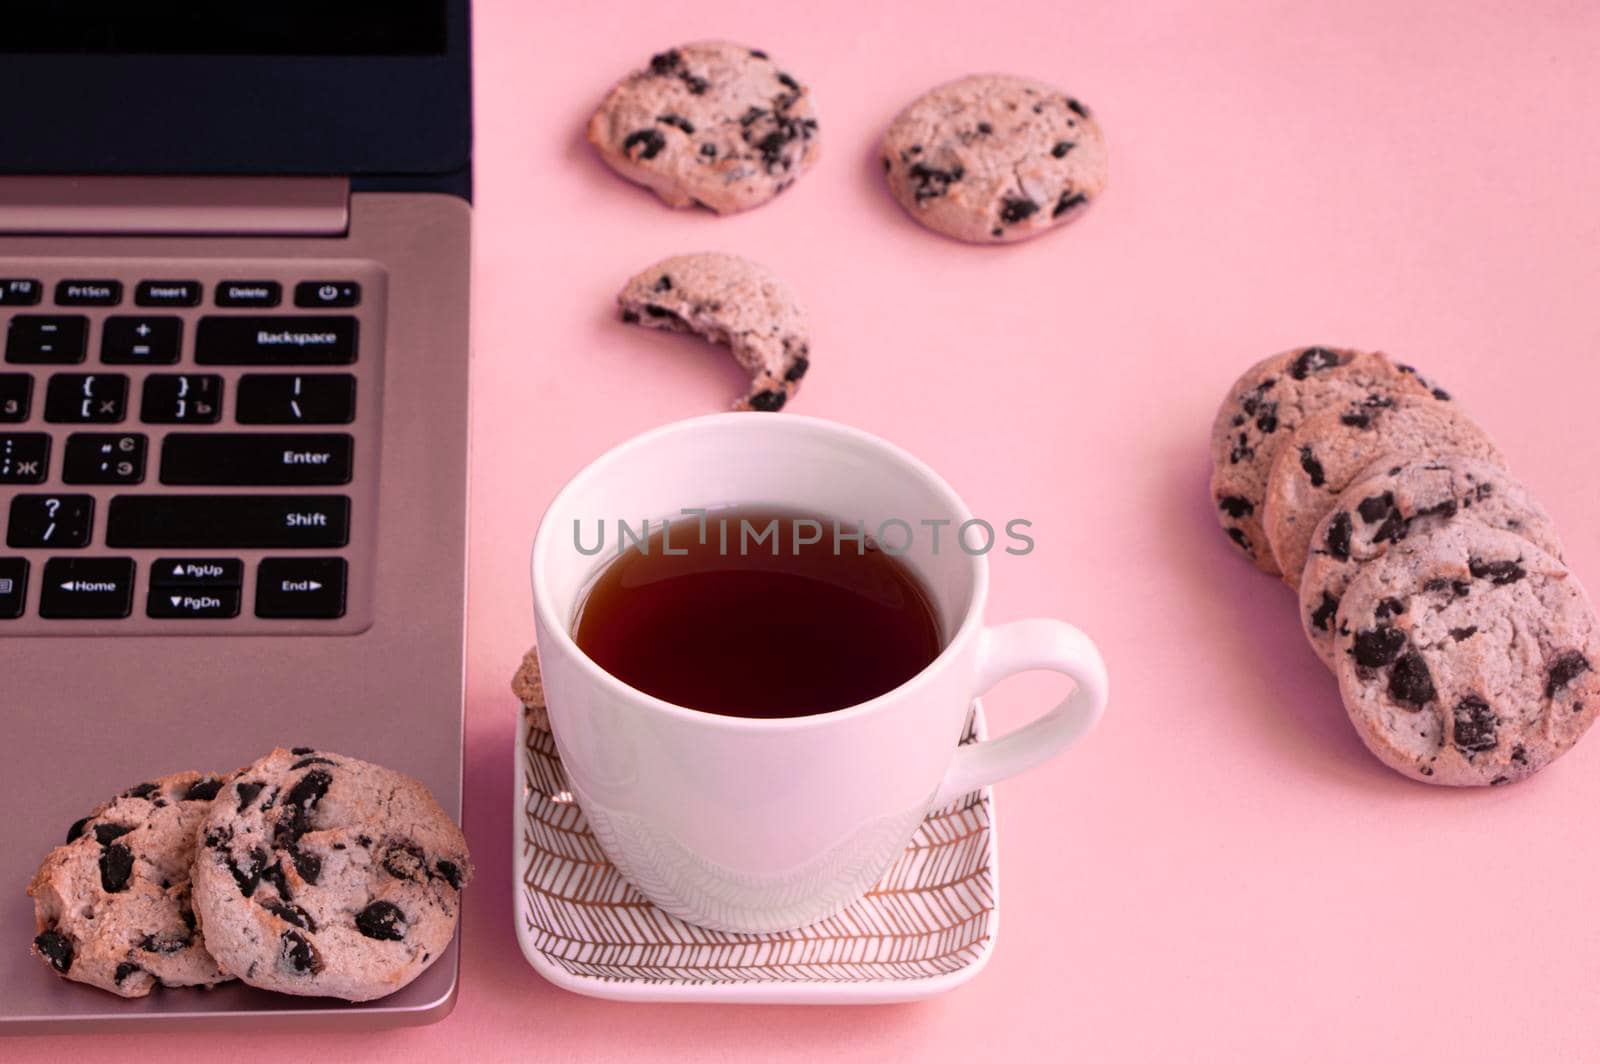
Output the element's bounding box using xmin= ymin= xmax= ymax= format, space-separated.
xmin=0 ymin=2 xmax=447 ymax=55
xmin=0 ymin=1 xmax=468 ymax=184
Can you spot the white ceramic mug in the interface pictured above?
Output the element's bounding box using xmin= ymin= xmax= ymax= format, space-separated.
xmin=530 ymin=413 xmax=1108 ymax=933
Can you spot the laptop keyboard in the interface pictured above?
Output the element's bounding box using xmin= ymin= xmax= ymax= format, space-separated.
xmin=0 ymin=265 xmax=380 ymax=633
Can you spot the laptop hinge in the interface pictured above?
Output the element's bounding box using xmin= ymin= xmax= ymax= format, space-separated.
xmin=0 ymin=176 xmax=349 ymax=237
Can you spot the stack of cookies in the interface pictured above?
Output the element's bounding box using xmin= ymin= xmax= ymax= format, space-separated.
xmin=28 ymin=748 xmax=471 ymax=1002
xmin=1210 ymin=347 xmax=1600 ymax=786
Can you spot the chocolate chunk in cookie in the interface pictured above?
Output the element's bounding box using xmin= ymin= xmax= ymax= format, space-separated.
xmin=355 ymin=901 xmax=409 ymax=942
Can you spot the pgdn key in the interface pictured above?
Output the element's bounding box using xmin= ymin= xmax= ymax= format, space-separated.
xmin=148 ymin=587 xmax=241 ymax=619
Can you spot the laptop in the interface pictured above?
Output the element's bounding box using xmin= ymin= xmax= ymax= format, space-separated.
xmin=0 ymin=2 xmax=473 ymax=1031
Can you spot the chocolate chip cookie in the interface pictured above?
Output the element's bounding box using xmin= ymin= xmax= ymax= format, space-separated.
xmin=1300 ymin=457 xmax=1561 ymax=669
xmin=588 ymin=41 xmax=820 ymax=214
xmin=28 ymin=772 xmax=232 ymax=997
xmin=1210 ymin=347 xmax=1443 ymax=575
xmin=1334 ymin=523 xmax=1600 ymax=785
xmin=191 ymin=748 xmax=472 ymax=1002
xmin=618 ymin=251 xmax=809 ymax=411
xmin=1262 ymin=395 xmax=1503 ymax=584
xmin=880 ymin=74 xmax=1107 ymax=243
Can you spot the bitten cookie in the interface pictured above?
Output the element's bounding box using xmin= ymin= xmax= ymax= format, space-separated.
xmin=1300 ymin=457 xmax=1561 ymax=669
xmin=1262 ymin=396 xmax=1502 ymax=584
xmin=1334 ymin=524 xmax=1600 ymax=786
xmin=1210 ymin=348 xmax=1444 ymax=574
xmin=618 ymin=252 xmax=809 ymax=411
xmin=880 ymin=74 xmax=1107 ymax=244
xmin=587 ymin=41 xmax=820 ymax=214
xmin=191 ymin=748 xmax=472 ymax=1002
xmin=28 ymin=772 xmax=232 ymax=997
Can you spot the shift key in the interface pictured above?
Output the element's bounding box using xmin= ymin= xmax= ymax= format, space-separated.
xmin=107 ymin=495 xmax=349 ymax=548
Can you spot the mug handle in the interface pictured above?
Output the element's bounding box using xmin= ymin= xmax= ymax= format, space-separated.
xmin=929 ymin=619 xmax=1109 ymax=808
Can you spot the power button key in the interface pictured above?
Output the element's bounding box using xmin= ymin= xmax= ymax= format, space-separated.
xmin=294 ymin=281 xmax=361 ymax=308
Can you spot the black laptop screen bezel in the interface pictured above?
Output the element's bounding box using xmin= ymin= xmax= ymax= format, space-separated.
xmin=0 ymin=2 xmax=470 ymax=181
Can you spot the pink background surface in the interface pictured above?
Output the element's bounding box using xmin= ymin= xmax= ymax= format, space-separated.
xmin=15 ymin=0 xmax=1600 ymax=1059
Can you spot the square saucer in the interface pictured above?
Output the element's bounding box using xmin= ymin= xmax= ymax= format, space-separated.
xmin=512 ymin=701 xmax=999 ymax=1004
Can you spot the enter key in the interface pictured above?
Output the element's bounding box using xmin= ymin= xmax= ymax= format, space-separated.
xmin=159 ymin=434 xmax=353 ymax=486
